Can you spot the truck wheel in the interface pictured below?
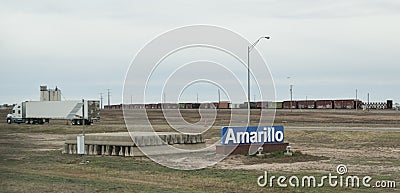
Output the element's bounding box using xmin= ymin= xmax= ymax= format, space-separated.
xmin=7 ymin=119 xmax=11 ymax=124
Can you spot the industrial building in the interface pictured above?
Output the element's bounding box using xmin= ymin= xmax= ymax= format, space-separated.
xmin=40 ymin=86 xmax=62 ymax=101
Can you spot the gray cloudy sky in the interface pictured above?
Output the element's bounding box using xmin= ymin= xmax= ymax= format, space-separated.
xmin=1 ymin=0 xmax=400 ymax=104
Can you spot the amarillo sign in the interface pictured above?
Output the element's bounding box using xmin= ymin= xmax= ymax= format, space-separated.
xmin=221 ymin=126 xmax=284 ymax=145
xmin=216 ymin=126 xmax=288 ymax=155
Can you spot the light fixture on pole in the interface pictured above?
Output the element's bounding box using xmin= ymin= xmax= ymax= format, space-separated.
xmin=247 ymin=36 xmax=269 ymax=124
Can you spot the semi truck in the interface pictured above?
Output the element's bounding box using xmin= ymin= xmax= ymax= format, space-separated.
xmin=6 ymin=100 xmax=100 ymax=125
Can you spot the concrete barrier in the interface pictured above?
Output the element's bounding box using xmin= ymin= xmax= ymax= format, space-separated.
xmin=63 ymin=132 xmax=206 ymax=157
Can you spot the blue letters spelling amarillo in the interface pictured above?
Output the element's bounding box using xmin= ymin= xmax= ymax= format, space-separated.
xmin=221 ymin=126 xmax=284 ymax=145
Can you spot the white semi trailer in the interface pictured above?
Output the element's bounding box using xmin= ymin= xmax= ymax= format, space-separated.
xmin=6 ymin=100 xmax=100 ymax=125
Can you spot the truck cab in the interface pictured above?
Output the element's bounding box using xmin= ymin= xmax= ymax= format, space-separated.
xmin=6 ymin=104 xmax=23 ymax=124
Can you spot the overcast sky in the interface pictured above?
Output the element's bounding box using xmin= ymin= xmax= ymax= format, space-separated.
xmin=1 ymin=0 xmax=399 ymax=105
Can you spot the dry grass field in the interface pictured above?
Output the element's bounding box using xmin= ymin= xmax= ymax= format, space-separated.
xmin=0 ymin=109 xmax=399 ymax=192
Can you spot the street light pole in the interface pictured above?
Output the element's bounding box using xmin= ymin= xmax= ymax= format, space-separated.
xmin=290 ymin=84 xmax=293 ymax=112
xmin=247 ymin=36 xmax=269 ymax=125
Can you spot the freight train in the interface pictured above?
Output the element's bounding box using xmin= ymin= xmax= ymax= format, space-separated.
xmin=281 ymin=99 xmax=393 ymax=110
xmin=106 ymin=99 xmax=393 ymax=110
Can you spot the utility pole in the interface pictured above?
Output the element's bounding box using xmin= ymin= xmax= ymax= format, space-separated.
xmin=367 ymin=93 xmax=370 ymax=111
xmin=163 ymin=92 xmax=166 ymax=103
xmin=218 ymin=89 xmax=220 ymax=103
xmin=217 ymin=89 xmax=221 ymax=109
xmin=81 ymin=99 xmax=86 ymax=164
xmin=287 ymin=76 xmax=293 ymax=112
xmin=107 ymin=89 xmax=111 ymax=107
xmin=99 ymin=93 xmax=103 ymax=109
xmin=197 ymin=93 xmax=199 ymax=103
xmin=355 ymin=89 xmax=358 ymax=111
xmin=290 ymin=84 xmax=293 ymax=112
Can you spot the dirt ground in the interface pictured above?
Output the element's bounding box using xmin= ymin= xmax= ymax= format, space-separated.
xmin=0 ymin=109 xmax=399 ymax=192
